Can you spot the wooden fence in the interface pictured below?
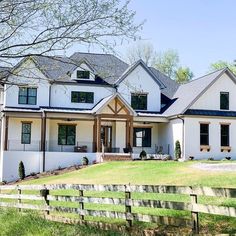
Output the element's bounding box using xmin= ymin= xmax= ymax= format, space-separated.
xmin=1 ymin=184 xmax=236 ymax=234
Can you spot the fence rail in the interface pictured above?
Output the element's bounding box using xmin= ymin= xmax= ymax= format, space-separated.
xmin=1 ymin=184 xmax=236 ymax=234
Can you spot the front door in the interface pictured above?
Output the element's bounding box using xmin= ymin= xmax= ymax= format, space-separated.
xmin=101 ymin=126 xmax=112 ymax=152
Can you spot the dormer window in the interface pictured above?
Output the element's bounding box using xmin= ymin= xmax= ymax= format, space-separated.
xmin=220 ymin=92 xmax=229 ymax=110
xmin=131 ymin=93 xmax=147 ymax=110
xmin=76 ymin=70 xmax=90 ymax=79
xmin=18 ymin=87 xmax=37 ymax=105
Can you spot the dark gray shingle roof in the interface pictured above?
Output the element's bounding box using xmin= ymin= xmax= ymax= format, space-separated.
xmin=70 ymin=52 xmax=129 ymax=84
xmin=149 ymin=67 xmax=179 ymax=98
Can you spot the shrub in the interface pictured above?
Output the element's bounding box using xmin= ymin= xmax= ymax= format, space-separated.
xmin=83 ymin=156 xmax=89 ymax=165
xmin=92 ymin=160 xmax=97 ymax=164
xmin=225 ymin=157 xmax=231 ymax=160
xmin=139 ymin=150 xmax=147 ymax=160
xmin=175 ymin=140 xmax=181 ymax=160
xmin=162 ymin=155 xmax=171 ymax=161
xmin=188 ymin=156 xmax=194 ymax=161
xmin=149 ymin=155 xmax=154 ymax=160
xmin=208 ymin=157 xmax=214 ymax=161
xmin=18 ymin=161 xmax=25 ymax=180
xmin=30 ymin=172 xmax=37 ymax=176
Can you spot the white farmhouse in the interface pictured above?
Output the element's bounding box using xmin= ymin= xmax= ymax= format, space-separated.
xmin=0 ymin=52 xmax=234 ymax=181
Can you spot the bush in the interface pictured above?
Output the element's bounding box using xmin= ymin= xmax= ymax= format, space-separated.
xmin=225 ymin=157 xmax=231 ymax=160
xmin=162 ymin=155 xmax=171 ymax=161
xmin=208 ymin=157 xmax=214 ymax=161
xmin=139 ymin=150 xmax=147 ymax=160
xmin=18 ymin=161 xmax=25 ymax=180
xmin=188 ymin=156 xmax=194 ymax=161
xmin=175 ymin=140 xmax=181 ymax=160
xmin=83 ymin=156 xmax=89 ymax=165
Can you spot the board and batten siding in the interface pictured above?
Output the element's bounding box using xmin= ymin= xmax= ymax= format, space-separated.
xmin=184 ymin=117 xmax=236 ymax=160
xmin=117 ymin=65 xmax=161 ymax=112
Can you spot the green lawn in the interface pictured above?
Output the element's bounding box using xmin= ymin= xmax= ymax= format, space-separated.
xmin=25 ymin=161 xmax=236 ymax=187
xmin=7 ymin=161 xmax=236 ymax=234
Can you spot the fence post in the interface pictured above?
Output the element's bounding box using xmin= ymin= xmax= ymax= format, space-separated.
xmin=190 ymin=193 xmax=199 ymax=234
xmin=17 ymin=185 xmax=21 ymax=212
xmin=79 ymin=189 xmax=85 ymax=221
xmin=125 ymin=184 xmax=132 ymax=227
xmin=40 ymin=187 xmax=50 ymax=215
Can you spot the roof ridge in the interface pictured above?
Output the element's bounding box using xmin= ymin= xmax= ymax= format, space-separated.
xmin=181 ymin=67 xmax=227 ymax=86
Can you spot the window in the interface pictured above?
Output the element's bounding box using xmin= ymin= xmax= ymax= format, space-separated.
xmin=133 ymin=128 xmax=151 ymax=147
xmin=21 ymin=123 xmax=31 ymax=144
xmin=220 ymin=92 xmax=229 ymax=110
xmin=131 ymin=94 xmax=147 ymax=110
xmin=221 ymin=124 xmax=230 ymax=146
xmin=18 ymin=87 xmax=37 ymax=105
xmin=200 ymin=123 xmax=209 ymax=145
xmin=58 ymin=125 xmax=76 ymax=145
xmin=71 ymin=91 xmax=94 ymax=103
xmin=76 ymin=70 xmax=90 ymax=79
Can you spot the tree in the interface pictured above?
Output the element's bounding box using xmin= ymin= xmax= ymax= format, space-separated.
xmin=175 ymin=67 xmax=194 ymax=84
xmin=154 ymin=49 xmax=179 ymax=79
xmin=0 ymin=0 xmax=141 ymax=71
xmin=175 ymin=140 xmax=181 ymax=160
xmin=18 ymin=161 xmax=25 ymax=180
xmin=126 ymin=42 xmax=157 ymax=66
xmin=209 ymin=60 xmax=236 ymax=75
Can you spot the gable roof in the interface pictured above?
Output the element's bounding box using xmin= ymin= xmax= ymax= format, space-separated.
xmin=149 ymin=67 xmax=179 ymax=98
xmin=163 ymin=68 xmax=236 ymax=117
xmin=91 ymin=92 xmax=137 ymax=116
xmin=115 ymin=59 xmax=166 ymax=89
xmin=70 ymin=52 xmax=128 ymax=84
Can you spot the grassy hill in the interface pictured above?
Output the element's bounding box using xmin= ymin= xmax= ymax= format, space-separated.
xmin=25 ymin=161 xmax=236 ymax=187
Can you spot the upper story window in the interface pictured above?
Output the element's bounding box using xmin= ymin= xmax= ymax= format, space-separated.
xmin=221 ymin=124 xmax=230 ymax=146
xmin=133 ymin=127 xmax=151 ymax=147
xmin=131 ymin=93 xmax=147 ymax=110
xmin=220 ymin=92 xmax=229 ymax=110
xmin=71 ymin=91 xmax=94 ymax=103
xmin=18 ymin=87 xmax=37 ymax=105
xmin=200 ymin=123 xmax=209 ymax=146
xmin=76 ymin=70 xmax=90 ymax=79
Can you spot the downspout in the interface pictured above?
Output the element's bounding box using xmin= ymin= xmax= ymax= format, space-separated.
xmin=177 ymin=115 xmax=185 ymax=160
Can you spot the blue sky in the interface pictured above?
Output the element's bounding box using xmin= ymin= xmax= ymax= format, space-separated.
xmin=70 ymin=1 xmax=236 ymax=78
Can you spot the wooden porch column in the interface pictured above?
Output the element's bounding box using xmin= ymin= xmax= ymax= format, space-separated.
xmin=41 ymin=112 xmax=47 ymax=172
xmin=93 ymin=117 xmax=97 ymax=152
xmin=3 ymin=115 xmax=9 ymax=151
xmin=125 ymin=119 xmax=130 ymax=147
xmin=129 ymin=117 xmax=133 ymax=148
xmin=96 ymin=116 xmax=101 ymax=152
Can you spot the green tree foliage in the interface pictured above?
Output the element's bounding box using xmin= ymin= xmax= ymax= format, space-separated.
xmin=154 ymin=49 xmax=180 ymax=79
xmin=209 ymin=60 xmax=236 ymax=75
xmin=19 ymin=161 xmax=25 ymax=180
xmin=175 ymin=140 xmax=181 ymax=159
xmin=175 ymin=67 xmax=194 ymax=84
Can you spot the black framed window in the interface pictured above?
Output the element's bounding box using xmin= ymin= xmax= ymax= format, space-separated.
xmin=21 ymin=123 xmax=31 ymax=144
xmin=58 ymin=125 xmax=76 ymax=145
xmin=18 ymin=87 xmax=37 ymax=105
xmin=131 ymin=94 xmax=147 ymax=110
xmin=221 ymin=124 xmax=230 ymax=146
xmin=200 ymin=123 xmax=209 ymax=145
xmin=71 ymin=91 xmax=94 ymax=103
xmin=133 ymin=128 xmax=151 ymax=147
xmin=76 ymin=70 xmax=90 ymax=79
xmin=220 ymin=92 xmax=229 ymax=110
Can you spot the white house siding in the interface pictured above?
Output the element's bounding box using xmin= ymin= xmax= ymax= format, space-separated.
xmin=118 ymin=65 xmax=161 ymax=112
xmin=4 ymin=59 xmax=50 ymax=108
xmin=184 ymin=116 xmax=236 ymax=160
xmin=50 ymin=84 xmax=114 ymax=109
xmin=47 ymin=119 xmax=94 ymax=152
xmin=1 ymin=151 xmax=41 ymax=182
xmin=8 ymin=117 xmax=42 ymax=151
xmin=158 ymin=119 xmax=183 ymax=158
xmin=190 ymin=73 xmax=236 ymax=110
xmin=132 ymin=123 xmax=159 ymax=154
